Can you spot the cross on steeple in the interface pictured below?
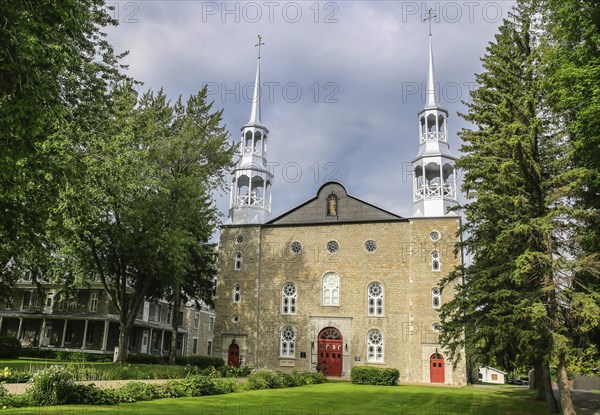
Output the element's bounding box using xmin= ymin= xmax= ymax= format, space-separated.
xmin=255 ymin=34 xmax=264 ymax=59
xmin=423 ymin=8 xmax=436 ymax=36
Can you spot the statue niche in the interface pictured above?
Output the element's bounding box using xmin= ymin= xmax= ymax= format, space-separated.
xmin=327 ymin=194 xmax=338 ymax=216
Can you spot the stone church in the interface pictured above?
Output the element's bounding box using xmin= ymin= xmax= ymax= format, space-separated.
xmin=214 ymin=31 xmax=466 ymax=385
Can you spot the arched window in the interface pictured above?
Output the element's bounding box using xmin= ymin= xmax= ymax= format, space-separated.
xmin=280 ymin=326 xmax=296 ymax=357
xmin=282 ymin=282 xmax=297 ymax=314
xmin=432 ymin=250 xmax=440 ymax=271
xmin=432 ymin=287 xmax=441 ymax=308
xmin=367 ymin=330 xmax=384 ymax=363
xmin=234 ymin=252 xmax=242 ymax=270
xmin=233 ymin=284 xmax=241 ymax=303
xmin=322 ymin=273 xmax=340 ymax=306
xmin=367 ymin=282 xmax=384 ymax=316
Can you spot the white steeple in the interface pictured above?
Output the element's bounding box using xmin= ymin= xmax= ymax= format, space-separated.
xmin=227 ymin=35 xmax=274 ymax=224
xmin=412 ymin=10 xmax=458 ymax=217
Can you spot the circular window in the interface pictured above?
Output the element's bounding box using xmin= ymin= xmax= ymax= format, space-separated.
xmin=369 ymin=283 xmax=382 ymax=297
xmin=364 ymin=240 xmax=377 ymax=253
xmin=430 ymin=231 xmax=440 ymax=241
xmin=281 ymin=327 xmax=295 ymax=341
xmin=432 ymin=287 xmax=440 ymax=296
xmin=290 ymin=241 xmax=302 ymax=254
xmin=235 ymin=235 xmax=244 ymax=244
xmin=368 ymin=330 xmax=383 ymax=344
xmin=283 ymin=282 xmax=296 ymax=296
xmin=432 ymin=251 xmax=440 ymax=259
xmin=326 ymin=240 xmax=339 ymax=253
xmin=232 ymin=315 xmax=240 ymax=323
xmin=432 ymin=322 xmax=441 ymax=331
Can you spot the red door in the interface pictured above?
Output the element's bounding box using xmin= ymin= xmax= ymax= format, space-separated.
xmin=318 ymin=328 xmax=343 ymax=377
xmin=228 ymin=343 xmax=240 ymax=367
xmin=430 ymin=353 xmax=445 ymax=383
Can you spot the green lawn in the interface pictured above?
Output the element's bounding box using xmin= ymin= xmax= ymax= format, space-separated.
xmin=2 ymin=382 xmax=547 ymax=415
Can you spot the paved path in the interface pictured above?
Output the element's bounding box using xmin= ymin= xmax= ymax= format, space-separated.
xmin=572 ymin=389 xmax=600 ymax=415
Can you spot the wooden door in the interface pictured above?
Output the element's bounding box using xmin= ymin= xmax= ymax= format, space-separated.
xmin=318 ymin=328 xmax=343 ymax=377
xmin=228 ymin=343 xmax=240 ymax=367
xmin=430 ymin=353 xmax=445 ymax=383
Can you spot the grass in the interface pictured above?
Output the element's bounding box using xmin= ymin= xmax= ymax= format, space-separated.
xmin=1 ymin=382 xmax=547 ymax=414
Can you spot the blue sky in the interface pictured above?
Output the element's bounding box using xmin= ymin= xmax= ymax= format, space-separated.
xmin=105 ymin=0 xmax=515 ymax=224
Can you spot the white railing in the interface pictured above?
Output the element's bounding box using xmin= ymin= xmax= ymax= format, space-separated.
xmin=234 ymin=195 xmax=269 ymax=209
xmin=242 ymin=147 xmax=265 ymax=157
xmin=414 ymin=184 xmax=456 ymax=201
xmin=419 ymin=132 xmax=447 ymax=144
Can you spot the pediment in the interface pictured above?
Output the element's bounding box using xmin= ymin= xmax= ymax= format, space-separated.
xmin=267 ymin=182 xmax=403 ymax=226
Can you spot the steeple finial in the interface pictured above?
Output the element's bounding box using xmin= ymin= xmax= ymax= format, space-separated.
xmin=255 ymin=34 xmax=264 ymax=59
xmin=248 ymin=35 xmax=263 ymax=126
xmin=423 ymin=8 xmax=437 ymax=108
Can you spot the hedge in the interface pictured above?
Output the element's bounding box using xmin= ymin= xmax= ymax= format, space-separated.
xmin=0 ymin=336 xmax=22 ymax=359
xmin=175 ymin=355 xmax=224 ymax=369
xmin=350 ymin=366 xmax=399 ymax=386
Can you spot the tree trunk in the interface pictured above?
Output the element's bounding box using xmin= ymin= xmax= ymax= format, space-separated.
xmin=557 ymin=355 xmax=576 ymax=415
xmin=542 ymin=360 xmax=559 ymax=414
xmin=169 ymin=292 xmax=181 ymax=365
xmin=115 ymin=324 xmax=130 ymax=364
xmin=534 ymin=362 xmax=547 ymax=400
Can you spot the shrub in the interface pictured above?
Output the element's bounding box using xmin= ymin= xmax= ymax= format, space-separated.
xmin=213 ymin=378 xmax=238 ymax=394
xmin=20 ymin=348 xmax=56 ymax=359
xmin=220 ymin=364 xmax=252 ymax=377
xmin=168 ymin=375 xmax=218 ymax=397
xmin=115 ymin=382 xmax=169 ymax=403
xmin=27 ymin=365 xmax=77 ymax=406
xmin=351 ymin=366 xmax=399 ymax=386
xmin=300 ymin=371 xmax=327 ymax=385
xmin=0 ymin=337 xmax=21 ymax=359
xmin=175 ymin=355 xmax=225 ymax=369
xmin=247 ymin=369 xmax=283 ymax=390
xmin=69 ymin=383 xmax=118 ymax=405
xmin=126 ymin=354 xmax=162 ymax=365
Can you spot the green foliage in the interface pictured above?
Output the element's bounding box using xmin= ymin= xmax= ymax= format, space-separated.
xmin=167 ymin=375 xmax=219 ymax=397
xmin=175 ymin=355 xmax=224 ymax=369
xmin=350 ymin=366 xmax=399 ymax=386
xmin=245 ymin=369 xmax=326 ymax=390
xmin=219 ymin=364 xmax=251 ymax=377
xmin=0 ymin=338 xmax=21 ymax=359
xmin=115 ymin=382 xmax=170 ymax=403
xmin=26 ymin=365 xmax=76 ymax=406
xmin=126 ymin=354 xmax=162 ymax=365
xmin=68 ymin=383 xmax=118 ymax=405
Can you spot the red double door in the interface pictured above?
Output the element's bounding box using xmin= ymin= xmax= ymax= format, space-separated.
xmin=430 ymin=353 xmax=445 ymax=383
xmin=317 ymin=327 xmax=343 ymax=377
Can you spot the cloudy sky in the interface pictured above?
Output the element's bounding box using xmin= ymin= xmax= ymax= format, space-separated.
xmin=104 ymin=0 xmax=515 ymax=227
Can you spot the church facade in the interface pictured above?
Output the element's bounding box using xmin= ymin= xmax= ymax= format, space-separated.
xmin=214 ymin=32 xmax=466 ymax=385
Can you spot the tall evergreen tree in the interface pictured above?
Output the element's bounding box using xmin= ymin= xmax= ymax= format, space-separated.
xmin=436 ymin=1 xmax=599 ymax=413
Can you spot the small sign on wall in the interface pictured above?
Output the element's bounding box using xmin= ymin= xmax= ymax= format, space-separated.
xmin=300 ymin=352 xmax=307 ymax=358
xmin=354 ymin=356 xmax=361 ymax=362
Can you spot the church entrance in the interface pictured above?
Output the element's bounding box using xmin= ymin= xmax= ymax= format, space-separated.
xmin=317 ymin=327 xmax=343 ymax=377
xmin=430 ymin=353 xmax=445 ymax=383
xmin=227 ymin=342 xmax=240 ymax=367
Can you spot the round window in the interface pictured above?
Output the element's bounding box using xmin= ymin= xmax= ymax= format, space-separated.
xmin=232 ymin=315 xmax=240 ymax=323
xmin=326 ymin=240 xmax=339 ymax=253
xmin=430 ymin=231 xmax=440 ymax=241
xmin=235 ymin=235 xmax=244 ymax=244
xmin=290 ymin=241 xmax=302 ymax=254
xmin=364 ymin=240 xmax=377 ymax=253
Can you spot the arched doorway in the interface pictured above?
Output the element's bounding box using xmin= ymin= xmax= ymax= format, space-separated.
xmin=430 ymin=353 xmax=445 ymax=383
xmin=318 ymin=327 xmax=343 ymax=377
xmin=228 ymin=342 xmax=240 ymax=367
